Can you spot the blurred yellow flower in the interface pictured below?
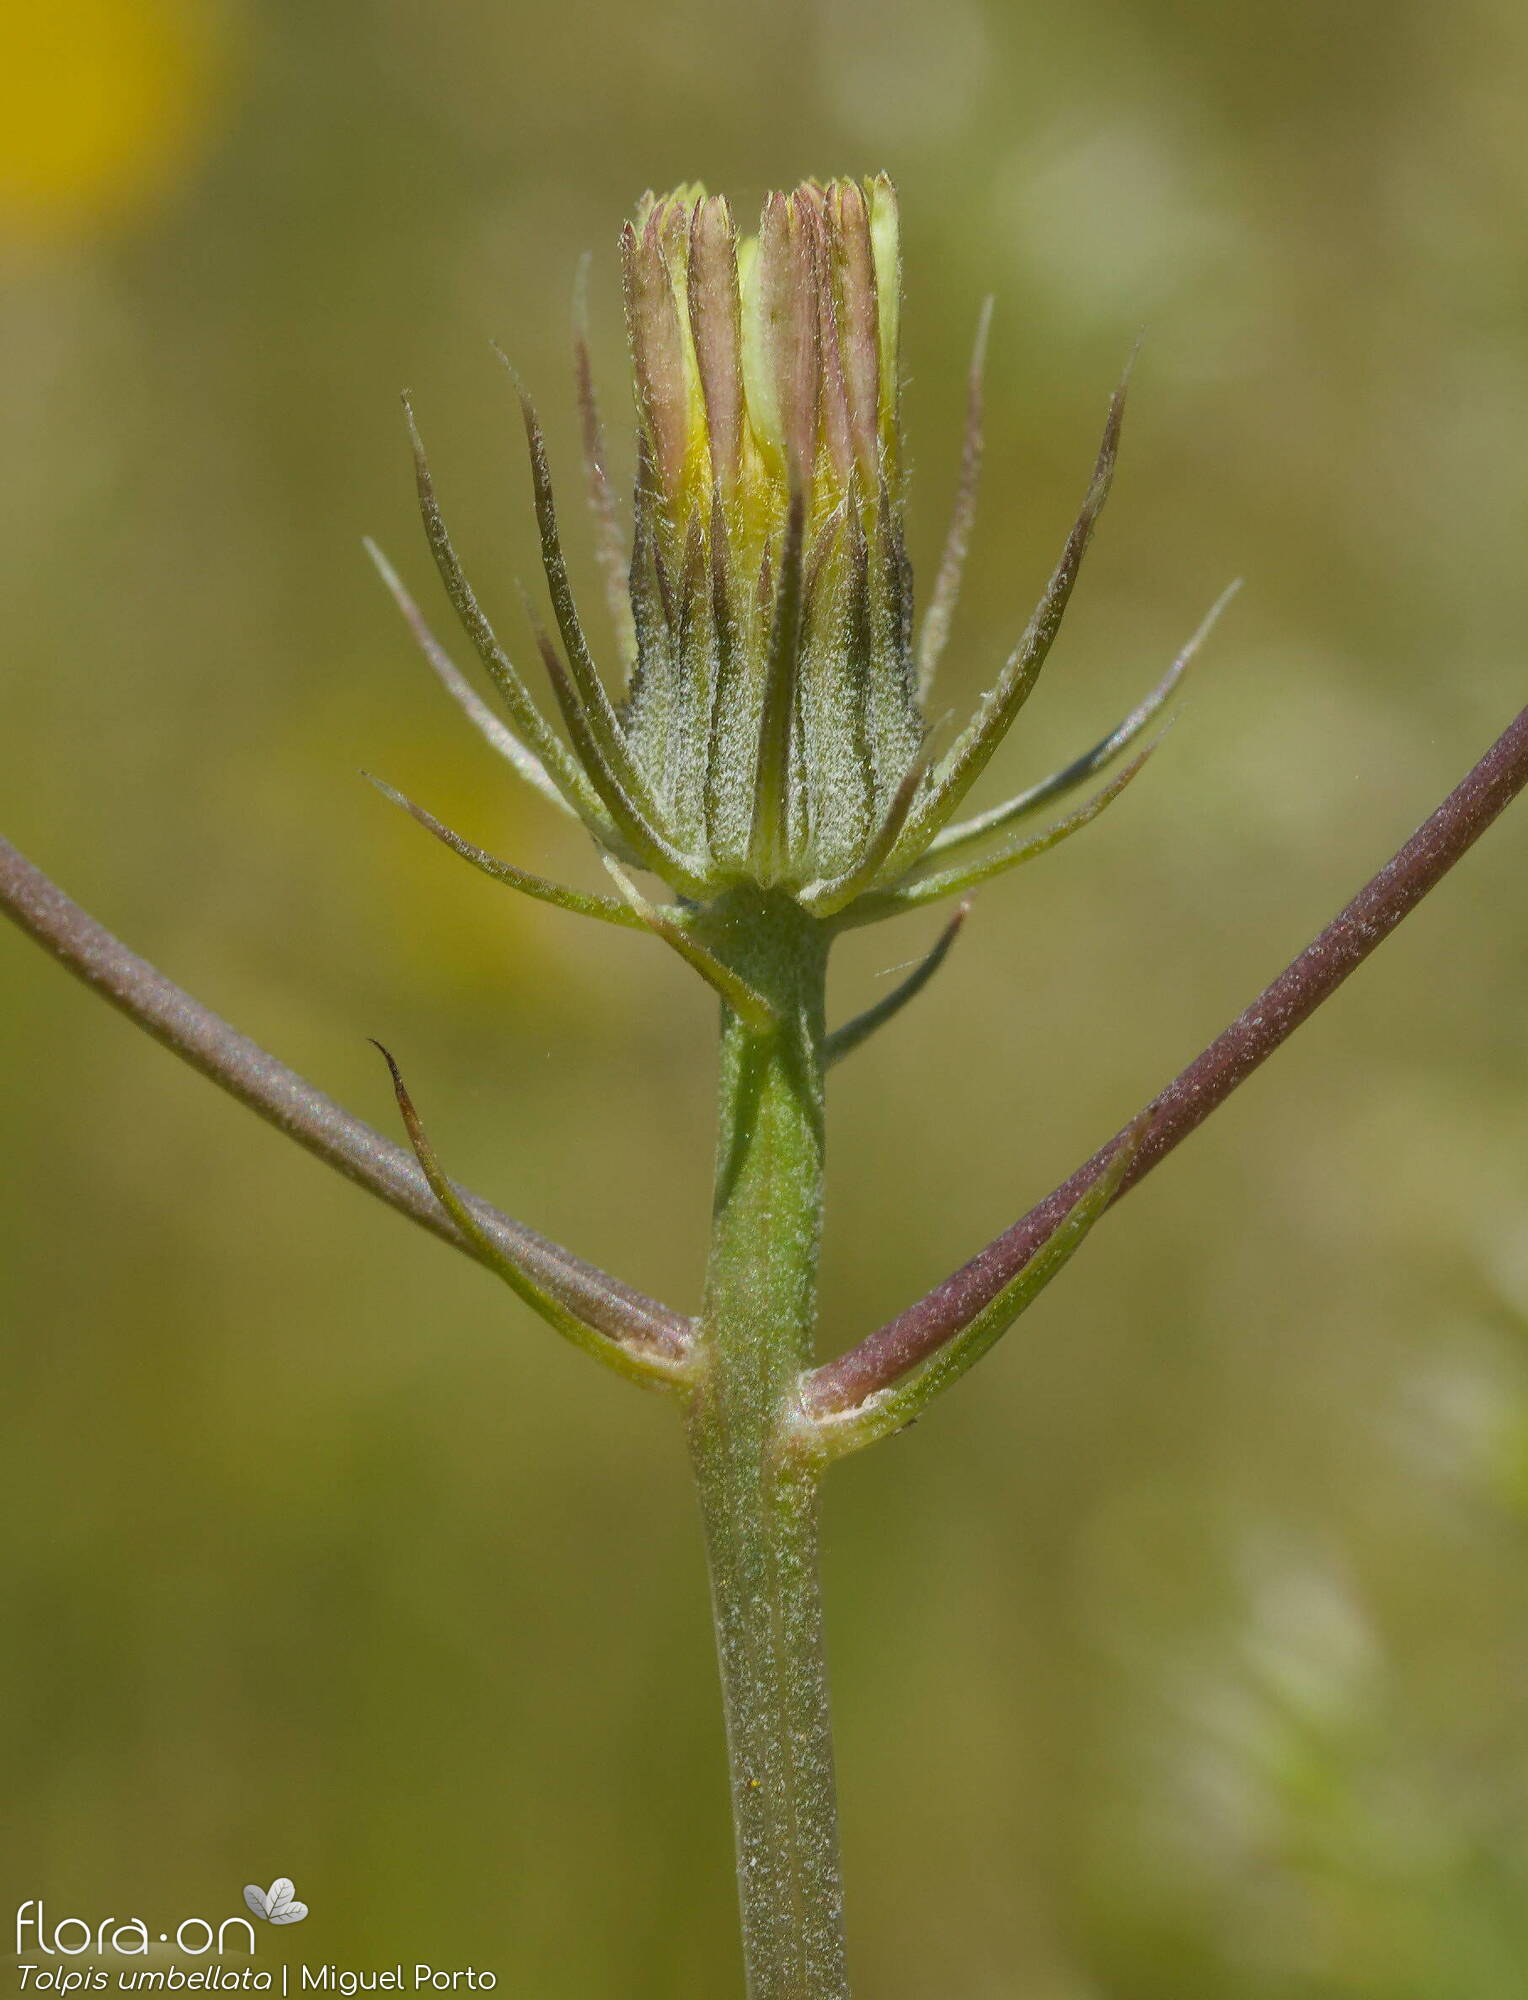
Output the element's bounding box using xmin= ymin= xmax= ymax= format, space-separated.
xmin=0 ymin=0 xmax=228 ymax=241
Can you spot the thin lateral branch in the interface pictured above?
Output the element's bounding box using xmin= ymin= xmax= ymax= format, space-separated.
xmin=806 ymin=699 xmax=1528 ymax=1415
xmin=825 ymin=899 xmax=971 ymax=1068
xmin=365 ymin=775 xmax=643 ymax=928
xmin=373 ymin=1042 xmax=688 ymax=1388
xmin=805 ymin=1115 xmax=1149 ymax=1454
xmin=362 ymin=538 xmax=572 ymax=817
xmin=915 ymin=297 xmax=992 ymax=701
xmin=925 ymin=581 xmax=1239 ymax=866
xmin=0 ymin=834 xmax=690 ymax=1362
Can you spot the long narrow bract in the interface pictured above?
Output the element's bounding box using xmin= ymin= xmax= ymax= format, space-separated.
xmin=374 ymin=1042 xmax=691 ymax=1389
xmin=364 ymin=537 xmax=572 ymax=816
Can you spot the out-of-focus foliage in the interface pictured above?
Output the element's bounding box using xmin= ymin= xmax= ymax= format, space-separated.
xmin=3 ymin=1 xmax=1528 ymax=1993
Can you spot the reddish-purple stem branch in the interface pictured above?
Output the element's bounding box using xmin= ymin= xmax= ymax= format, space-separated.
xmin=807 ymin=701 xmax=1528 ymax=1416
xmin=0 ymin=834 xmax=690 ymax=1360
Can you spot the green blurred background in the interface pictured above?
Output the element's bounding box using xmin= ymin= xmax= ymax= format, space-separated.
xmin=4 ymin=0 xmax=1528 ymax=1993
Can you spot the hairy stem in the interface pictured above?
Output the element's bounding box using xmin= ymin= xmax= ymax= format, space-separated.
xmin=684 ymin=892 xmax=846 ymax=1999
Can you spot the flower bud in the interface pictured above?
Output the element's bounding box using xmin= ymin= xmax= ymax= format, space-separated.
xmin=396 ymin=172 xmax=1144 ymax=932
xmin=618 ymin=177 xmax=920 ymax=882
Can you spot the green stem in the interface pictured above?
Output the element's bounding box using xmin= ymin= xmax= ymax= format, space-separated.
xmin=684 ymin=892 xmax=846 ymax=1999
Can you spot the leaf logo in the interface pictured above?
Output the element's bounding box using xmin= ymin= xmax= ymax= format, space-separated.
xmin=243 ymin=1879 xmax=308 ymax=1926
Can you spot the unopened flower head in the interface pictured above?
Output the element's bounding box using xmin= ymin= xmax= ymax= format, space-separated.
xmin=377 ymin=175 xmax=1230 ymax=968
xmin=625 ymin=178 xmax=902 ymax=540
xmin=620 ymin=176 xmax=920 ymax=885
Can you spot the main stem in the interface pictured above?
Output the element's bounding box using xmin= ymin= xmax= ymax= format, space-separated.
xmin=684 ymin=890 xmax=846 ymax=1999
